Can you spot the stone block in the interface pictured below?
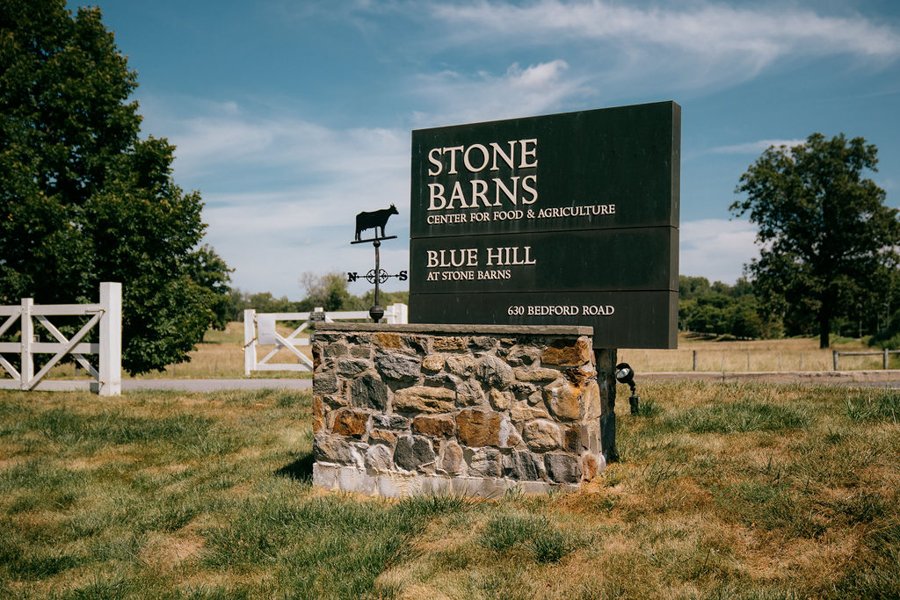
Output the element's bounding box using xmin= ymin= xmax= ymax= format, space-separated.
xmin=314 ymin=434 xmax=354 ymax=465
xmin=477 ymin=355 xmax=514 ymax=390
xmin=562 ymin=425 xmax=580 ymax=452
xmin=330 ymin=408 xmax=369 ymax=438
xmin=394 ymin=435 xmax=435 ymax=472
xmin=337 ymin=357 xmax=371 ymax=378
xmin=439 ymin=440 xmax=464 ymax=475
xmin=373 ymin=332 xmax=404 ymax=350
xmin=372 ymin=414 xmax=410 ymax=430
xmin=523 ymin=419 xmax=562 ymax=451
xmin=578 ymin=421 xmax=601 ymax=454
xmin=421 ymin=354 xmax=445 ymax=372
xmin=312 ymin=395 xmax=325 ymax=433
xmin=375 ymin=352 xmax=422 ymax=383
xmin=505 ymin=345 xmax=540 ymax=366
xmin=582 ymin=380 xmax=601 ymax=421
xmin=504 ymin=425 xmax=525 ymax=450
xmin=514 ymin=367 xmax=560 ymax=383
xmin=347 ymin=333 xmax=372 ymax=347
xmin=510 ymin=401 xmax=550 ymax=424
xmin=506 ymin=450 xmax=545 ymax=481
xmin=394 ymin=386 xmax=456 ymax=414
xmin=446 ymin=354 xmax=476 ymax=377
xmin=413 ymin=414 xmax=456 ymax=437
xmin=433 ymin=336 xmax=468 ymax=351
xmin=322 ymin=393 xmax=349 ymax=409
xmin=509 ymin=381 xmax=536 ymax=400
xmin=326 ymin=341 xmax=350 ymax=357
xmin=564 ymin=363 xmax=597 ymax=386
xmin=313 ymin=369 xmax=339 ymax=395
xmin=350 ymin=345 xmax=372 ymax=359
xmin=468 ymin=447 xmax=502 ymax=478
xmin=350 ymin=371 xmax=387 ymax=410
xmin=469 ymin=336 xmax=497 ymax=351
xmin=488 ymin=388 xmax=513 ymax=410
xmin=541 ymin=336 xmax=592 ymax=367
xmin=365 ymin=444 xmax=394 ymax=472
xmin=543 ymin=378 xmax=583 ymax=421
xmin=456 ymin=408 xmax=503 ymax=447
xmin=454 ymin=377 xmax=485 ymax=407
xmin=312 ymin=342 xmax=325 ymax=370
xmin=313 ymin=327 xmax=598 ymax=498
xmin=544 ymin=452 xmax=581 ymax=483
xmin=368 ymin=429 xmax=398 ymax=446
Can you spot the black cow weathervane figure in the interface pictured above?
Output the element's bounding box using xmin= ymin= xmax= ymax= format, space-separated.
xmin=349 ymin=204 xmax=406 ymax=322
xmin=355 ymin=204 xmax=398 ymax=242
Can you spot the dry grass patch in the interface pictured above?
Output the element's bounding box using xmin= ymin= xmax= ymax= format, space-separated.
xmin=1 ymin=383 xmax=897 ymax=598
xmin=620 ymin=333 xmax=891 ymax=372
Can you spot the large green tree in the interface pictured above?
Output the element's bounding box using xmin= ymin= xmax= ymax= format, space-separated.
xmin=731 ymin=133 xmax=899 ymax=348
xmin=0 ymin=0 xmax=231 ymax=373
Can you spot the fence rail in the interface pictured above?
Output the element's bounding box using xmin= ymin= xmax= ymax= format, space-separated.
xmin=618 ymin=346 xmax=899 ymax=373
xmin=0 ymin=282 xmax=122 ymax=395
xmin=833 ymin=349 xmax=899 ymax=371
xmin=243 ymin=304 xmax=408 ymax=375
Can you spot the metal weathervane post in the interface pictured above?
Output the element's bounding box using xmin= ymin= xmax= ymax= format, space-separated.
xmin=348 ymin=204 xmax=407 ymax=323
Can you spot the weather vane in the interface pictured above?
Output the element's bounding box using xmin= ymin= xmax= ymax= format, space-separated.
xmin=348 ymin=204 xmax=407 ymax=322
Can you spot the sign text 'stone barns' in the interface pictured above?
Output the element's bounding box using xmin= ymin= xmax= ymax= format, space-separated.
xmin=408 ymin=101 xmax=681 ymax=349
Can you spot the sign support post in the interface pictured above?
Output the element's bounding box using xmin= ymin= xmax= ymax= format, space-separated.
xmin=370 ymin=239 xmax=385 ymax=323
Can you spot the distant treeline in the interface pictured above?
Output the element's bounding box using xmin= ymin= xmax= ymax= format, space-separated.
xmin=680 ymin=275 xmax=898 ymax=347
xmin=228 ymin=272 xmax=899 ymax=348
xmin=226 ymin=273 xmax=408 ymax=320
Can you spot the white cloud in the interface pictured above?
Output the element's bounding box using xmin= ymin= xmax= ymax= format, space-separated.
xmin=412 ymin=59 xmax=587 ymax=127
xmin=138 ymin=97 xmax=411 ymax=297
xmin=709 ymin=138 xmax=806 ymax=155
xmin=680 ymin=219 xmax=758 ymax=283
xmin=431 ymin=1 xmax=900 ymax=59
xmin=427 ymin=1 xmax=900 ymax=93
xmin=205 ymin=201 xmax=410 ymax=298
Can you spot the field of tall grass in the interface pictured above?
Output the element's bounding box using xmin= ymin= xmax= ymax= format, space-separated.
xmin=1 ymin=382 xmax=897 ymax=598
xmin=28 ymin=324 xmax=897 ymax=383
xmin=139 ymin=328 xmax=900 ymax=378
xmin=622 ymin=334 xmax=898 ymax=373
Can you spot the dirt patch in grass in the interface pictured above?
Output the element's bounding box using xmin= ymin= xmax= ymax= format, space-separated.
xmin=140 ymin=530 xmax=205 ymax=570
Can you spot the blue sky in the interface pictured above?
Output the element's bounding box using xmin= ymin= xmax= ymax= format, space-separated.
xmin=69 ymin=0 xmax=900 ymax=299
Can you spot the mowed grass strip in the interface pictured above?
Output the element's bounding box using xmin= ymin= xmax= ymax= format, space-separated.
xmin=0 ymin=383 xmax=898 ymax=599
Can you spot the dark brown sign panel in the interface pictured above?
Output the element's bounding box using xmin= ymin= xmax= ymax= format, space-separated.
xmin=408 ymin=101 xmax=681 ymax=348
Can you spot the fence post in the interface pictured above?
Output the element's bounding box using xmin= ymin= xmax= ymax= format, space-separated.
xmin=385 ymin=303 xmax=409 ymax=324
xmin=244 ymin=309 xmax=256 ymax=377
xmin=98 ymin=282 xmax=122 ymax=396
xmin=396 ymin=303 xmax=409 ymax=324
xmin=692 ymin=350 xmax=697 ymax=371
xmin=884 ymin=348 xmax=890 ymax=370
xmin=833 ymin=350 xmax=839 ymax=371
xmin=20 ymin=298 xmax=33 ymax=390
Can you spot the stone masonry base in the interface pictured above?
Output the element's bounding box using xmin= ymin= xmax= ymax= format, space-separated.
xmin=313 ymin=462 xmax=589 ymax=498
xmin=311 ymin=324 xmax=606 ymax=498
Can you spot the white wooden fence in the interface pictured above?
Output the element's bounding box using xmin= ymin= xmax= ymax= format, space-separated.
xmin=0 ymin=282 xmax=122 ymax=396
xmin=243 ymin=304 xmax=408 ymax=375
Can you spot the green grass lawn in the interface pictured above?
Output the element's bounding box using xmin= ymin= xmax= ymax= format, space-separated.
xmin=0 ymin=383 xmax=897 ymax=599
